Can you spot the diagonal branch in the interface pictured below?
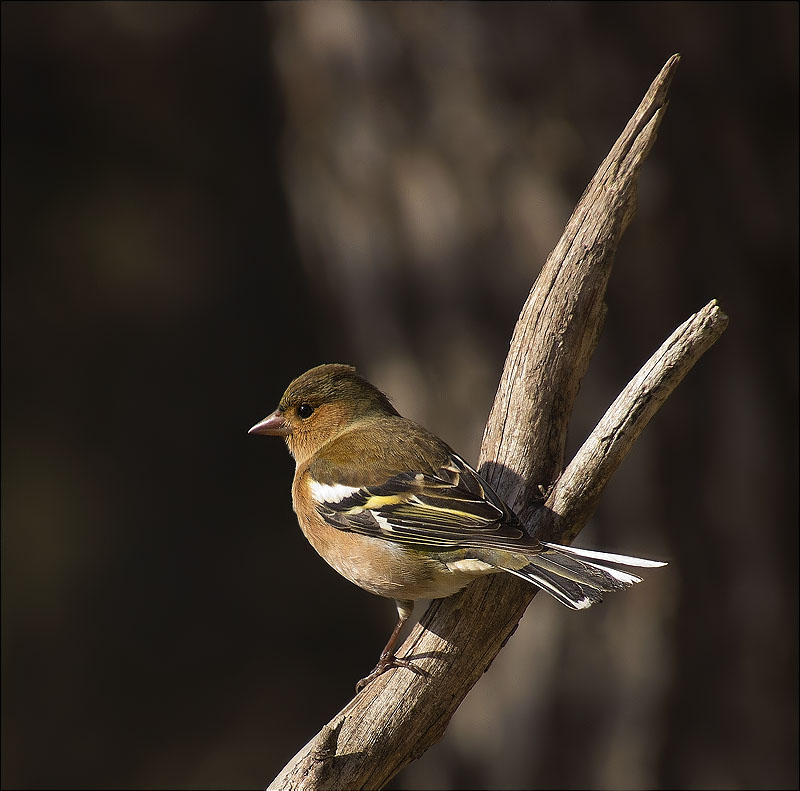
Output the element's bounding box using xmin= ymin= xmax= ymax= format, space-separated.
xmin=481 ymin=53 xmax=680 ymax=515
xmin=533 ymin=299 xmax=728 ymax=545
xmin=268 ymin=54 xmax=724 ymax=791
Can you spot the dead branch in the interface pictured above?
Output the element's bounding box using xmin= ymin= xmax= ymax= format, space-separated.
xmin=268 ymin=53 xmax=726 ymax=791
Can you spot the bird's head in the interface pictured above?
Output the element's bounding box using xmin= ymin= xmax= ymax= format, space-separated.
xmin=248 ymin=363 xmax=398 ymax=464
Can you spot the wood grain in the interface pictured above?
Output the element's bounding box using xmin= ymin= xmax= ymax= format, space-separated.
xmin=268 ymin=53 xmax=726 ymax=791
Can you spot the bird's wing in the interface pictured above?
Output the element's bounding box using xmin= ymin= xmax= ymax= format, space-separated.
xmin=308 ymin=452 xmax=542 ymax=553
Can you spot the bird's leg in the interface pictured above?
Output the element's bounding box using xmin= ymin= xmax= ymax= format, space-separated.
xmin=356 ymin=599 xmax=420 ymax=692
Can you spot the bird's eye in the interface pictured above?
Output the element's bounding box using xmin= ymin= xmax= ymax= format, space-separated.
xmin=297 ymin=404 xmax=314 ymax=419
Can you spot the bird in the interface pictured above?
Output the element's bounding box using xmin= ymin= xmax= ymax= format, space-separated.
xmin=249 ymin=363 xmax=666 ymax=691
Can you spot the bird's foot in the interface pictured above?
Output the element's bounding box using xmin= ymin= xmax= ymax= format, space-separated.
xmin=355 ymin=652 xmax=426 ymax=693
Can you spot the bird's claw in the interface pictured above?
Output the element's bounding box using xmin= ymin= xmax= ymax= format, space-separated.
xmin=355 ymin=654 xmax=426 ymax=693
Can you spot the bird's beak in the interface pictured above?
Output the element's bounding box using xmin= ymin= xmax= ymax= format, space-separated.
xmin=248 ymin=409 xmax=291 ymax=436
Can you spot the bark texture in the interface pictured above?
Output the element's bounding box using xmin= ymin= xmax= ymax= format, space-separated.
xmin=270 ymin=54 xmax=726 ymax=791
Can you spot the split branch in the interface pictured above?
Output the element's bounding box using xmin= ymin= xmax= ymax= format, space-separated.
xmin=268 ymin=53 xmax=725 ymax=791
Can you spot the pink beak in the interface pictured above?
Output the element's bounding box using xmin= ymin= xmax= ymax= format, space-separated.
xmin=248 ymin=409 xmax=291 ymax=436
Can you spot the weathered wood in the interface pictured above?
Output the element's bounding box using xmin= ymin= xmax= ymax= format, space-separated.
xmin=268 ymin=53 xmax=725 ymax=791
xmin=533 ymin=298 xmax=728 ymax=545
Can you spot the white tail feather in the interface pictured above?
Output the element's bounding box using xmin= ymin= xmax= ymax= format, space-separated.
xmin=543 ymin=542 xmax=667 ymax=568
xmin=503 ymin=565 xmax=596 ymax=610
xmin=579 ymin=560 xmax=643 ymax=586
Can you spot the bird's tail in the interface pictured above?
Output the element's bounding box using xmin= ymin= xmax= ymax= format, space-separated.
xmin=494 ymin=542 xmax=667 ymax=610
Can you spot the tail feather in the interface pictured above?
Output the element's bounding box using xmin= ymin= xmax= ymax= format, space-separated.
xmin=503 ymin=564 xmax=603 ymax=610
xmin=543 ymin=542 xmax=667 ymax=568
xmin=494 ymin=542 xmax=666 ymax=610
xmin=527 ymin=549 xmax=634 ymax=591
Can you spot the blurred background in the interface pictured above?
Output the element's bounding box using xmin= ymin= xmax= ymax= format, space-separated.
xmin=2 ymin=2 xmax=797 ymax=789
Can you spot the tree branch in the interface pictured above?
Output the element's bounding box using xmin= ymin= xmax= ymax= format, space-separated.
xmin=268 ymin=53 xmax=723 ymax=791
xmin=532 ymin=298 xmax=728 ymax=545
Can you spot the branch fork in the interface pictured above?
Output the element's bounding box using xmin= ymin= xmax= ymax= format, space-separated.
xmin=269 ymin=53 xmax=727 ymax=791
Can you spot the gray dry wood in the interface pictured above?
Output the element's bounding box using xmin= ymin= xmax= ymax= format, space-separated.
xmin=268 ymin=53 xmax=727 ymax=791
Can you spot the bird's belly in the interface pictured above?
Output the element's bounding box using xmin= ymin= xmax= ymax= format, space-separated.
xmin=297 ymin=512 xmax=484 ymax=601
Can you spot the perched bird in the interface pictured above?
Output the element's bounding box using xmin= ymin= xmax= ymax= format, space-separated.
xmin=249 ymin=363 xmax=666 ymax=690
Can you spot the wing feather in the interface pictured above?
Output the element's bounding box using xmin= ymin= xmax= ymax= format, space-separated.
xmin=310 ymin=451 xmax=539 ymax=553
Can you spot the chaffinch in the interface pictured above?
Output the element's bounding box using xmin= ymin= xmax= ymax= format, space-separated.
xmin=249 ymin=363 xmax=665 ymax=690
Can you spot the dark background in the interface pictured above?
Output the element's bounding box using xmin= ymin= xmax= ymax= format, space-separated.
xmin=2 ymin=3 xmax=797 ymax=789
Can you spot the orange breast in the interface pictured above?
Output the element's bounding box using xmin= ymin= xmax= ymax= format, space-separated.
xmin=291 ymin=468 xmax=470 ymax=601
